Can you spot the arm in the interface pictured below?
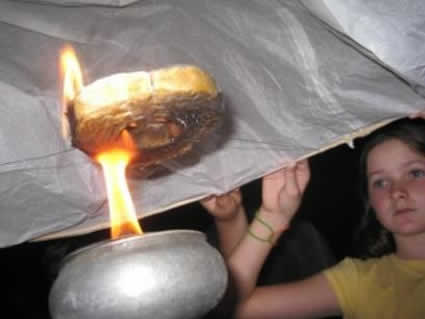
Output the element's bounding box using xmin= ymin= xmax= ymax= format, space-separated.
xmin=236 ymin=273 xmax=340 ymax=319
xmin=228 ymin=160 xmax=341 ymax=318
xmin=201 ymin=188 xmax=248 ymax=257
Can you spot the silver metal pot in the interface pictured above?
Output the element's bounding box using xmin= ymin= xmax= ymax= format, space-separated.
xmin=49 ymin=230 xmax=228 ymax=319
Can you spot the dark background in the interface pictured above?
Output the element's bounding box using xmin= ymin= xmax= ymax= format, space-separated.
xmin=0 ymin=142 xmax=364 ymax=318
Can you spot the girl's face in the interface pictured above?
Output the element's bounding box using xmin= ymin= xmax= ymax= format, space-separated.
xmin=367 ymin=138 xmax=425 ymax=237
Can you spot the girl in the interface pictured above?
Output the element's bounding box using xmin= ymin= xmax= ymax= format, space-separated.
xmin=202 ymin=117 xmax=425 ymax=318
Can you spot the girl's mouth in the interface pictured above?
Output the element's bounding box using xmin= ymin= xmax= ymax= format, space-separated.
xmin=394 ymin=208 xmax=415 ymax=216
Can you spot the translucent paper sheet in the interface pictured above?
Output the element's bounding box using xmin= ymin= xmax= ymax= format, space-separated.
xmin=301 ymin=0 xmax=425 ymax=93
xmin=0 ymin=0 xmax=424 ymax=247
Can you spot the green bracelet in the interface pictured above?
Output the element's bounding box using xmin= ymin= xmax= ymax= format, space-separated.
xmin=247 ymin=214 xmax=274 ymax=244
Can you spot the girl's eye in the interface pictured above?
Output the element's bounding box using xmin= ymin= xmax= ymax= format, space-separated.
xmin=370 ymin=178 xmax=388 ymax=189
xmin=409 ymin=168 xmax=425 ymax=178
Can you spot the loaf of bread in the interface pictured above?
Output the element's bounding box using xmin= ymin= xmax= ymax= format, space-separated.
xmin=68 ymin=65 xmax=223 ymax=170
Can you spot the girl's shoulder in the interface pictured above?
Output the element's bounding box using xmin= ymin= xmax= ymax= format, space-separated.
xmin=330 ymin=255 xmax=392 ymax=276
xmin=335 ymin=254 xmax=425 ymax=279
xmin=324 ymin=255 xmax=395 ymax=294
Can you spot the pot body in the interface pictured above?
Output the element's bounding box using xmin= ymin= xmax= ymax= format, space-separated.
xmin=49 ymin=230 xmax=228 ymax=319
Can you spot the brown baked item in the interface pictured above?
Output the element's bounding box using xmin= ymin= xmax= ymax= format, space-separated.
xmin=67 ymin=65 xmax=223 ymax=171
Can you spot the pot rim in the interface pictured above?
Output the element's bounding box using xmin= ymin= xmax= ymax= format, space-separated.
xmin=61 ymin=229 xmax=206 ymax=267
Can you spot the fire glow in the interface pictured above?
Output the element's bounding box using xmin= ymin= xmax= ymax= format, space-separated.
xmin=61 ymin=46 xmax=143 ymax=239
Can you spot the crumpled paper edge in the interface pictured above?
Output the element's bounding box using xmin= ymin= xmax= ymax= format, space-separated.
xmin=33 ymin=117 xmax=397 ymax=241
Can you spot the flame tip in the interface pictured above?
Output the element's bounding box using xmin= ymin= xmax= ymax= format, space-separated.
xmin=61 ymin=45 xmax=84 ymax=102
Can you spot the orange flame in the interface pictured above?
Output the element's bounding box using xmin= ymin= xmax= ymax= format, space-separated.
xmin=60 ymin=46 xmax=84 ymax=139
xmin=60 ymin=45 xmax=142 ymax=239
xmin=96 ymin=130 xmax=143 ymax=239
xmin=60 ymin=46 xmax=83 ymax=102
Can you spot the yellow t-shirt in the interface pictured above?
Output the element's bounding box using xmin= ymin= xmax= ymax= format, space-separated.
xmin=324 ymin=255 xmax=425 ymax=319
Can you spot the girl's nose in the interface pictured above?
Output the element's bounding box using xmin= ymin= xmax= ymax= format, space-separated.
xmin=390 ymin=182 xmax=408 ymax=199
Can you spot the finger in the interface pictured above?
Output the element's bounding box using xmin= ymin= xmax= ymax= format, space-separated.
xmin=284 ymin=164 xmax=299 ymax=196
xmin=229 ymin=189 xmax=242 ymax=204
xmin=295 ymin=160 xmax=311 ymax=191
xmin=216 ymin=194 xmax=233 ymax=208
xmin=229 ymin=188 xmax=241 ymax=197
xmin=262 ymin=167 xmax=286 ymax=197
xmin=267 ymin=167 xmax=288 ymax=185
xmin=409 ymin=110 xmax=425 ymax=119
xmin=263 ymin=167 xmax=284 ymax=181
xmin=217 ymin=188 xmax=240 ymax=202
xmin=201 ymin=195 xmax=214 ymax=203
xmin=200 ymin=196 xmax=217 ymax=210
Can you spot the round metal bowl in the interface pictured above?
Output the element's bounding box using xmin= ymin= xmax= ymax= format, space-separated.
xmin=49 ymin=230 xmax=228 ymax=319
